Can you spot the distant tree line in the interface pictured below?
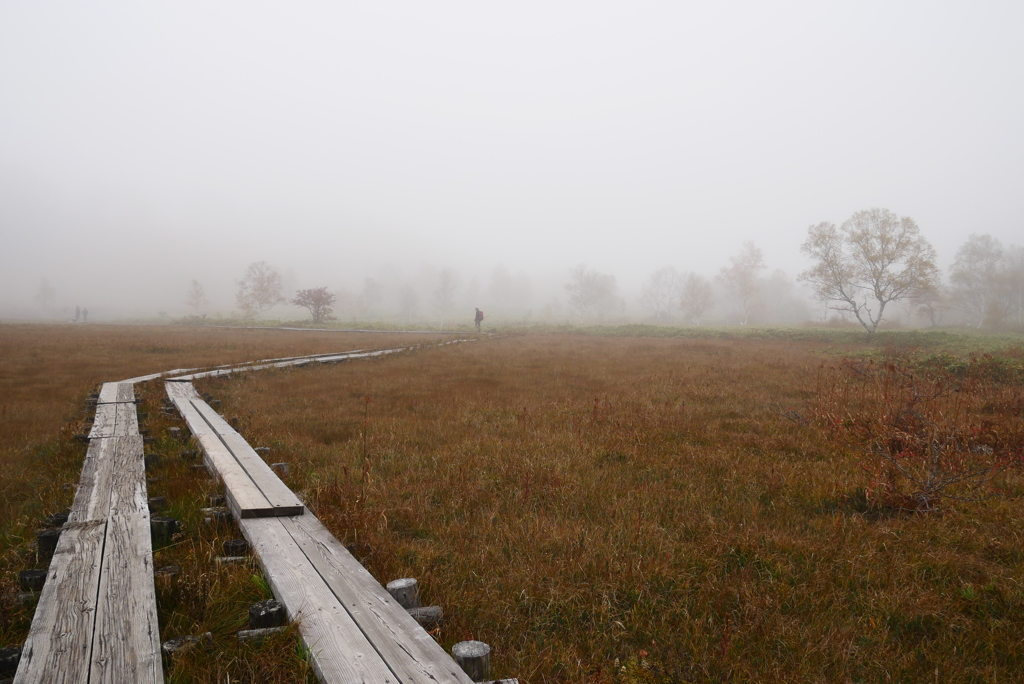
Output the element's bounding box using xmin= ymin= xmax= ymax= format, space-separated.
xmin=160 ymin=208 xmax=1022 ymax=331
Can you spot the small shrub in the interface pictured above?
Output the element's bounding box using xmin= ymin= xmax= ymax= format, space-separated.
xmin=811 ymin=352 xmax=1023 ymax=511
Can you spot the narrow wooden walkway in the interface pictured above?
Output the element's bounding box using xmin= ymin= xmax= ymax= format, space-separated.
xmin=165 ymin=382 xmax=303 ymax=518
xmin=15 ymin=341 xmax=476 ymax=684
xmin=15 ymin=382 xmax=162 ymax=683
xmin=167 ymin=380 xmax=475 ymax=684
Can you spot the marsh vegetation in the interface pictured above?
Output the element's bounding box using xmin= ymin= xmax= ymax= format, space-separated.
xmin=1 ymin=324 xmax=1022 ymax=682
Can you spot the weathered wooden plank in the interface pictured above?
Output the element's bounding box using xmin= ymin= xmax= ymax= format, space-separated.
xmin=164 ymin=381 xmax=201 ymax=404
xmin=214 ymin=432 xmax=303 ymax=516
xmin=68 ymin=436 xmax=146 ymax=523
xmin=239 ymin=517 xmax=399 ymax=684
xmin=97 ymin=383 xmax=119 ymax=404
xmin=193 ymin=434 xmax=274 ymax=519
xmin=190 ymin=402 xmax=303 ymax=516
xmin=117 ymin=382 xmax=135 ymax=403
xmin=164 ymin=383 xmax=217 ymax=437
xmin=106 ymin=435 xmax=147 ymax=515
xmin=120 ymin=372 xmax=164 ymax=384
xmin=90 ymin=512 xmax=162 ymax=684
xmin=97 ymin=382 xmax=135 ymax=404
xmin=179 ymin=402 xmax=216 ymax=437
xmin=68 ymin=438 xmax=113 ymax=523
xmin=67 ymin=433 xmax=145 ymax=519
xmin=113 ymin=402 xmax=139 ymax=437
xmin=89 ymin=403 xmax=118 ymax=439
xmin=260 ymin=350 xmax=369 ymax=364
xmin=166 ymin=383 xmax=293 ymax=517
xmin=282 ymin=514 xmax=474 ymax=684
xmin=186 ymin=398 xmax=235 ymax=435
xmin=14 ymin=520 xmax=107 ymax=684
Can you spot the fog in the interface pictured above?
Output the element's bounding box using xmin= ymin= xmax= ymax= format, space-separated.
xmin=2 ymin=2 xmax=1022 ymax=323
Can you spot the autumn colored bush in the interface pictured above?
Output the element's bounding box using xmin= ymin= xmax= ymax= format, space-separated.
xmin=811 ymin=352 xmax=1024 ymax=512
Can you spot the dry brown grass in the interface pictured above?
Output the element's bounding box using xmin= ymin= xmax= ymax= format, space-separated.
xmin=196 ymin=333 xmax=1024 ymax=683
xmin=0 ymin=323 xmax=447 ymax=682
xmin=2 ymin=324 xmax=1023 ymax=683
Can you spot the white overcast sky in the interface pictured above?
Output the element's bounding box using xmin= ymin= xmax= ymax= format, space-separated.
xmin=1 ymin=1 xmax=1022 ymax=315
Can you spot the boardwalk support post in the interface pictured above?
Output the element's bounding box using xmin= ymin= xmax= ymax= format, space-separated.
xmin=407 ymin=606 xmax=443 ymax=628
xmin=36 ymin=529 xmax=61 ymax=561
xmin=249 ymin=599 xmax=287 ymax=629
xmin=453 ymin=641 xmax=491 ymax=682
xmin=386 ymin=578 xmax=420 ymax=609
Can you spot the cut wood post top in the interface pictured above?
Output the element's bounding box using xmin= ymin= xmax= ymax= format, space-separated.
xmin=387 ymin=578 xmax=421 ymax=609
xmin=453 ymin=641 xmax=491 ymax=682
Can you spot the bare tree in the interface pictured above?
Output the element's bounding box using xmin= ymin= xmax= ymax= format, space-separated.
xmin=33 ymin=277 xmax=56 ymax=315
xmin=640 ymin=266 xmax=682 ymax=321
xmin=399 ymin=284 xmax=419 ymax=326
xmin=949 ymin=234 xmax=1004 ymax=328
xmin=565 ymin=264 xmax=618 ymax=322
xmin=433 ymin=269 xmax=459 ymax=324
xmin=236 ymin=261 xmax=285 ymax=318
xmin=799 ymin=208 xmax=938 ymax=335
xmin=185 ymin=279 xmax=209 ymax=314
xmin=292 ymin=286 xmax=336 ymax=324
xmin=718 ymin=241 xmax=765 ymax=325
xmin=679 ymin=272 xmax=714 ymax=325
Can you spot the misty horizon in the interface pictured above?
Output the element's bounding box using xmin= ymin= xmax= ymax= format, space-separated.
xmin=2 ymin=3 xmax=1022 ymax=323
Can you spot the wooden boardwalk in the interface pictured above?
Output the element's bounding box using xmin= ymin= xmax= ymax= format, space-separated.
xmin=15 ymin=383 xmax=162 ymax=684
xmin=165 ymin=382 xmax=303 ymax=518
xmin=16 ymin=341 xmax=477 ymax=684
xmin=169 ymin=379 xmax=475 ymax=684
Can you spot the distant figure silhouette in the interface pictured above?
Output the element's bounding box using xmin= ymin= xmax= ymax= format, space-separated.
xmin=82 ymin=308 xmax=88 ymax=322
xmin=474 ymin=308 xmax=484 ymax=331
xmin=74 ymin=305 xmax=80 ymax=322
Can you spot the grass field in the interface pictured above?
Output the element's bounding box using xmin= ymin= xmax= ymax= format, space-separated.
xmin=0 ymin=324 xmax=447 ymax=683
xmin=2 ymin=324 xmax=1023 ymax=683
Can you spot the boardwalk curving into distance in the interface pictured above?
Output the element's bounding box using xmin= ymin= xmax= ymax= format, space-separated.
xmin=166 ymin=372 xmax=476 ymax=684
xmin=16 ymin=339 xmax=481 ymax=684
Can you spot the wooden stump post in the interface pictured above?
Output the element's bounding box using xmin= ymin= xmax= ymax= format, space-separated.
xmin=154 ymin=565 xmax=181 ymax=591
xmin=386 ymin=578 xmax=421 ymax=609
xmin=43 ymin=511 xmax=69 ymax=527
xmin=453 ymin=641 xmax=491 ymax=682
xmin=249 ymin=599 xmax=287 ymax=629
xmin=161 ymin=633 xmax=213 ymax=659
xmin=0 ymin=646 xmax=22 ymax=679
xmin=201 ymin=508 xmax=232 ymax=526
xmin=407 ymin=605 xmax=443 ymax=628
xmin=237 ymin=626 xmax=286 ymax=644
xmin=18 ymin=569 xmax=47 ymax=592
xmin=151 ymin=516 xmax=178 ymax=545
xmin=36 ymin=528 xmax=61 ymax=561
xmin=223 ymin=539 xmax=248 ymax=556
